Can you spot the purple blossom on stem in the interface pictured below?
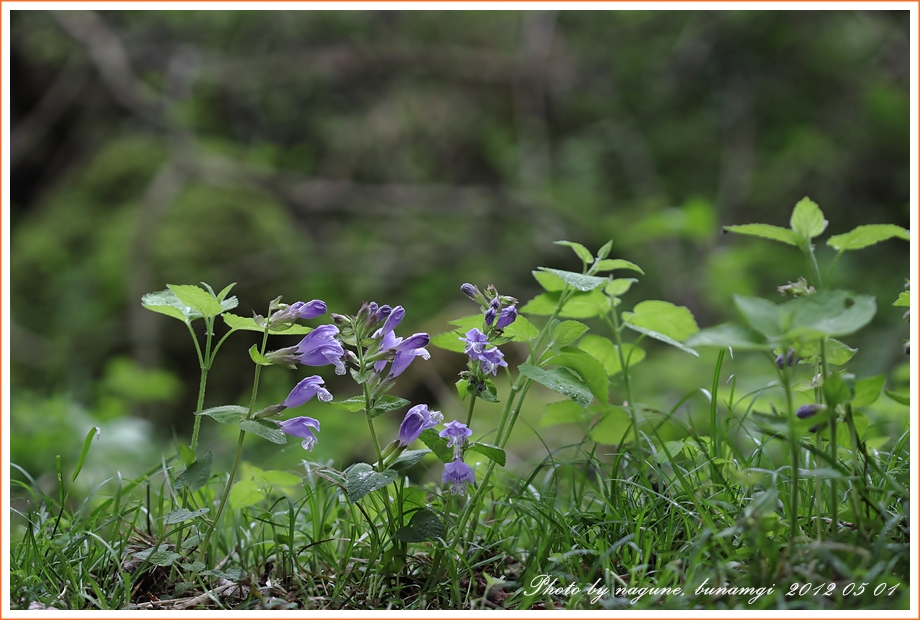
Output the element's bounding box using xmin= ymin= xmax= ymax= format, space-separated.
xmin=397 ymin=404 xmax=444 ymax=447
xmin=270 ymin=299 xmax=327 ymax=323
xmin=379 ymin=305 xmax=405 ymax=337
xmin=278 ymin=416 xmax=321 ymax=451
xmin=442 ymin=458 xmax=475 ymax=495
xmin=478 ymin=347 xmax=508 ymax=375
xmin=495 ymin=305 xmax=518 ymax=330
xmin=282 ymin=375 xmax=333 ymax=408
xmin=295 ymin=325 xmax=346 ymax=375
xmin=460 ymin=328 xmax=489 ymax=357
xmin=439 ymin=420 xmax=472 ymax=449
xmin=373 ymin=330 xmax=431 ymax=378
xmin=484 ymin=307 xmax=497 ymax=326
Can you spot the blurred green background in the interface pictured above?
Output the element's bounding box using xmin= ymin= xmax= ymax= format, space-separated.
xmin=10 ymin=10 xmax=910 ymax=491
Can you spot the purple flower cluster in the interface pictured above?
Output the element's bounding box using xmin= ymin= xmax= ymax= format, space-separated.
xmin=440 ymin=420 xmax=475 ymax=495
xmin=371 ymin=305 xmax=431 ymax=379
xmin=460 ymin=328 xmax=508 ymax=376
xmin=397 ymin=404 xmax=443 ymax=447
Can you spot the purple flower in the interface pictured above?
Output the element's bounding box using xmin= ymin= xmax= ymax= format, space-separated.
xmin=442 ymin=458 xmax=475 ymax=496
xmin=379 ymin=305 xmax=405 ymax=337
xmin=460 ymin=283 xmax=479 ymax=300
xmin=270 ymin=299 xmax=327 ymax=323
xmin=296 ymin=325 xmax=346 ymax=375
xmin=278 ymin=416 xmax=321 ymax=451
xmin=372 ymin=330 xmax=431 ymax=378
xmin=484 ymin=307 xmax=497 ymax=326
xmin=478 ymin=347 xmax=508 ymax=375
xmin=460 ymin=328 xmax=489 ymax=357
xmin=282 ymin=375 xmax=333 ymax=408
xmin=495 ymin=306 xmax=517 ymax=330
xmin=397 ymin=404 xmax=444 ymax=447
xmin=439 ymin=420 xmax=472 ymax=449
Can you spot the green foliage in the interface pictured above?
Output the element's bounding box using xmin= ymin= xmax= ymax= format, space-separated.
xmin=345 ymin=463 xmax=398 ymax=503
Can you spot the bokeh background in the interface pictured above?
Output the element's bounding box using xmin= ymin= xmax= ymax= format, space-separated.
xmin=10 ymin=10 xmax=911 ymax=491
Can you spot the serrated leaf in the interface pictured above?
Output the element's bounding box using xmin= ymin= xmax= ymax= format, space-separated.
xmin=893 ymin=290 xmax=910 ymax=307
xmin=521 ymin=289 xmax=612 ymax=319
xmin=684 ymin=323 xmax=769 ymax=350
xmin=178 ymin=444 xmax=196 ymax=468
xmin=503 ymin=315 xmax=539 ymax=341
xmin=786 ymin=290 xmax=876 ymax=339
xmin=723 ymin=223 xmax=800 ymax=246
xmin=345 ymin=463 xmax=397 ymax=503
xmin=389 ymin=449 xmax=430 ymax=471
xmin=134 ymin=548 xmax=182 ymax=567
xmin=467 ymin=442 xmax=506 ymax=466
xmin=196 ymin=405 xmax=248 ymax=424
xmin=827 ymin=224 xmax=910 ymax=251
xmin=852 ymin=375 xmax=885 ymax=408
xmin=141 ymin=289 xmax=200 ymax=323
xmin=239 ymin=419 xmax=287 ymax=444
xmin=540 ymin=400 xmax=590 ymax=427
xmin=180 ymin=561 xmax=206 ymax=572
xmin=419 ymin=429 xmax=453 ymax=463
xmin=518 ymin=363 xmax=593 ymax=407
xmin=790 ymin=197 xmax=827 ymax=239
xmin=733 ymin=295 xmax=785 ymax=339
xmin=547 ymin=347 xmax=608 ymax=403
xmin=455 ymin=378 xmax=469 ymax=401
xmin=553 ymin=320 xmax=588 ymax=346
xmin=175 ymin=452 xmax=213 ymax=492
xmin=201 ymin=567 xmax=247 ymax=581
xmin=623 ymin=323 xmax=699 ymax=357
xmin=576 ymin=334 xmax=646 ymax=375
xmin=594 ymin=258 xmax=644 ymax=274
xmin=249 ymin=344 xmax=272 ymax=366
xmin=259 ymin=469 xmax=302 ymax=486
xmin=605 ymin=278 xmax=638 ymax=297
xmin=162 ymin=508 xmax=209 ymax=524
xmin=229 ymin=479 xmax=264 ymax=509
xmin=823 ymin=370 xmax=851 ymax=408
xmin=537 ymin=268 xmax=607 ymax=292
xmin=371 ymin=395 xmax=411 ymax=417
xmin=588 ymin=407 xmax=633 ymax=444
xmin=167 ymin=284 xmax=224 ymax=318
xmin=331 ymin=395 xmax=366 ymax=412
xmin=351 ymin=367 xmax=372 ymax=384
xmin=394 ymin=509 xmax=445 ymax=543
xmin=554 ymin=240 xmax=593 ymax=264
xmin=796 ymin=338 xmax=857 ymax=365
xmin=533 ymin=270 xmax=565 ymax=292
xmin=222 ymin=312 xmax=314 ymax=335
xmin=624 ymin=300 xmax=699 ymax=341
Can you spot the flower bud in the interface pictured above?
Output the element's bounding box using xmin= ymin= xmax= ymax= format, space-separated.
xmin=484 ymin=307 xmax=497 ymax=326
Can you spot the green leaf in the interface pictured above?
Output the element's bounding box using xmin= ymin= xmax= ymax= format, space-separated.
xmin=893 ymin=291 xmax=910 ymax=307
xmin=533 ymin=270 xmax=565 ymax=292
xmin=419 ymin=429 xmax=453 ymax=463
xmin=733 ymin=295 xmax=785 ymax=339
xmin=216 ymin=282 xmax=237 ymax=302
xmin=796 ymin=338 xmax=857 ymax=365
xmin=71 ymin=426 xmax=100 ymax=483
xmin=259 ymin=469 xmax=303 ymax=487
xmin=503 ymin=315 xmax=539 ymax=341
xmin=475 ymin=378 xmax=499 ymax=403
xmin=554 ymin=240 xmax=593 ymax=264
xmin=239 ymin=419 xmax=287 ymax=444
xmin=723 ymin=223 xmax=800 ymax=246
xmin=789 ymin=197 xmax=827 ymax=239
xmin=552 ymin=320 xmax=589 ymax=346
xmin=448 ymin=314 xmax=483 ymax=330
xmin=547 ymin=347 xmax=609 ymax=403
xmin=588 ymin=407 xmax=634 ymax=444
xmin=430 ymin=330 xmax=467 ymax=353
xmin=162 ymin=508 xmax=209 ymax=524
xmin=623 ymin=323 xmax=699 ymax=357
xmin=178 ymin=444 xmax=196 ymax=468
xmin=389 ymin=449 xmax=430 ymax=471
xmin=467 ymin=442 xmax=506 ymax=466
xmin=196 ymin=405 xmax=248 ymax=424
xmin=345 ymin=463 xmax=398 ymax=502
xmin=623 ymin=300 xmax=699 ymax=341
xmin=331 ymin=395 xmax=366 ymax=412
xmin=605 ymin=278 xmax=638 ymax=297
xmin=823 ymin=371 xmax=851 ymax=408
xmin=537 ymin=268 xmax=607 ymax=292
xmin=141 ymin=289 xmax=200 ymax=323
xmin=684 ymin=323 xmax=769 ymax=351
xmin=852 ymin=375 xmax=885 ymax=408
xmin=167 ymin=284 xmax=224 ymax=318
xmin=175 ymin=452 xmax=213 ymax=492
xmin=134 ymin=547 xmax=182 ymax=567
xmin=540 ymin=400 xmax=590 ymax=427
xmin=455 ymin=378 xmax=469 ymax=401
xmin=518 ymin=363 xmax=593 ymax=407
xmin=249 ymin=345 xmax=272 ymax=366
xmin=576 ymin=334 xmax=646 ymax=375
xmin=222 ymin=312 xmax=314 ymax=335
xmin=594 ymin=258 xmax=644 ymax=274
xmin=885 ymin=389 xmax=910 ymax=406
xmin=371 ymin=395 xmax=411 ymax=418
xmin=786 ymin=290 xmax=876 ymax=339
xmin=596 ymin=240 xmax=613 ymax=260
xmin=394 ymin=509 xmax=445 ymax=543
xmin=827 ymin=224 xmax=910 ymax=251
xmin=229 ymin=479 xmax=264 ymax=509
xmin=350 ymin=367 xmax=372 ymax=384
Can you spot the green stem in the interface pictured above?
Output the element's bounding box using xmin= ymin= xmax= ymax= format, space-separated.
xmin=842 ymin=404 xmax=865 ymax=535
xmin=819 ymin=339 xmax=838 ymax=533
xmin=604 ymin=307 xmax=639 ymax=447
xmin=465 ymin=393 xmax=477 ymax=427
xmin=709 ymin=349 xmax=726 ymax=461
xmin=805 ymin=242 xmax=824 ymax=289
xmin=781 ymin=368 xmax=800 ymax=540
